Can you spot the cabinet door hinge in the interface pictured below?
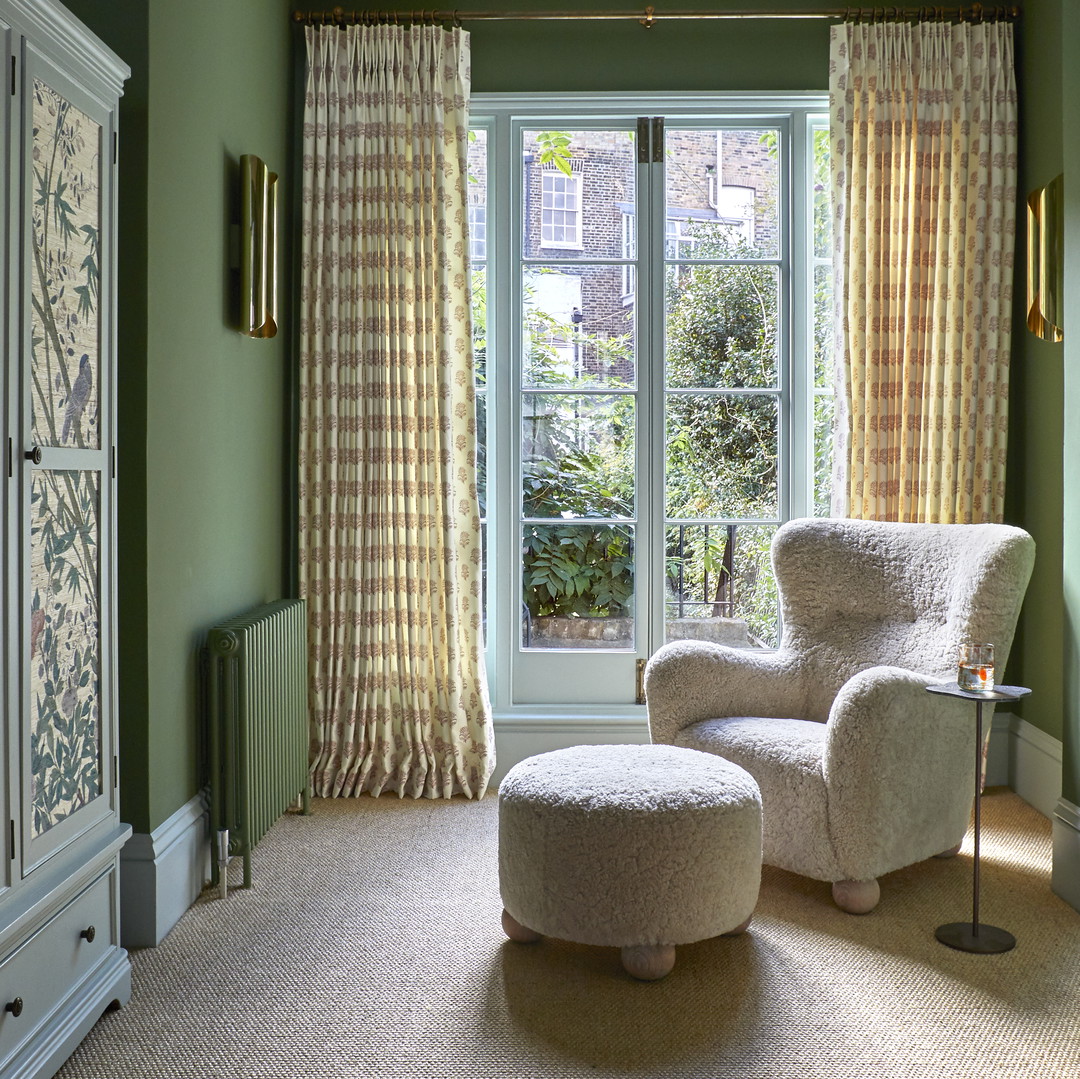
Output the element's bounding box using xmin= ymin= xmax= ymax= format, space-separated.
xmin=6 ymin=437 xmax=11 ymax=478
xmin=651 ymin=117 xmax=664 ymax=163
xmin=113 ymin=131 xmax=118 ymax=164
xmin=111 ymin=445 xmax=116 ymax=478
xmin=9 ymin=55 xmax=15 ymax=97
xmin=8 ymin=820 xmax=13 ymax=860
xmin=114 ymin=755 xmax=118 ymax=788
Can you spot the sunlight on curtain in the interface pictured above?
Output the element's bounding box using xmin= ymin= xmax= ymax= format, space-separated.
xmin=829 ymin=20 xmax=1017 ymax=523
xmin=300 ymin=23 xmax=493 ymax=798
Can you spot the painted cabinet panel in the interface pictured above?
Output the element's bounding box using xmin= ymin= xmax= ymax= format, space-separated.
xmin=20 ymin=44 xmax=115 ymax=872
xmin=0 ymin=4 xmax=130 ymax=1078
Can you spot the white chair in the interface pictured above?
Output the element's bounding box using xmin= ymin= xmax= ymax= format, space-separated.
xmin=645 ymin=518 xmax=1035 ymax=913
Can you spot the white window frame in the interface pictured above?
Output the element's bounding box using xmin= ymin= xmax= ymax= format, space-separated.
xmin=469 ymin=92 xmax=829 ymax=723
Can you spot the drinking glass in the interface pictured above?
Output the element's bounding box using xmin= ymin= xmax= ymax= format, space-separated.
xmin=958 ymin=643 xmax=995 ymax=693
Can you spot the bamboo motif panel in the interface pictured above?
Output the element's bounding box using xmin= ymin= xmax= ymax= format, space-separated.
xmin=30 ymin=78 xmax=101 ymax=450
xmin=30 ymin=469 xmax=102 ymax=837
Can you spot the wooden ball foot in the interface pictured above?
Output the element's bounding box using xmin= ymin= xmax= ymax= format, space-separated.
xmin=501 ymin=908 xmax=541 ymax=943
xmin=621 ymin=944 xmax=676 ymax=981
xmin=831 ymin=878 xmax=880 ymax=914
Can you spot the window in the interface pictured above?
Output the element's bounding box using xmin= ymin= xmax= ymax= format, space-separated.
xmin=540 ymin=169 xmax=582 ymax=249
xmin=468 ymin=200 xmax=487 ymax=261
xmin=469 ymin=95 xmax=830 ymax=713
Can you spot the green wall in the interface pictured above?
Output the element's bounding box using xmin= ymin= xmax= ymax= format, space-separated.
xmin=1060 ymin=0 xmax=1080 ymax=806
xmin=1007 ymin=0 xmax=1065 ymax=744
xmin=465 ymin=0 xmax=829 ymax=92
xmin=65 ymin=0 xmax=295 ymax=833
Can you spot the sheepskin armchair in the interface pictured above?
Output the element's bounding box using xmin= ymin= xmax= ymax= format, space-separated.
xmin=645 ymin=518 xmax=1035 ymax=913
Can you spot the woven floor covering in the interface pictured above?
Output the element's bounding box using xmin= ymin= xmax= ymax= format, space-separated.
xmin=57 ymin=788 xmax=1080 ymax=1079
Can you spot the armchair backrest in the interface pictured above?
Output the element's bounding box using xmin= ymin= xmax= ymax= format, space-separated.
xmin=772 ymin=518 xmax=1036 ymax=721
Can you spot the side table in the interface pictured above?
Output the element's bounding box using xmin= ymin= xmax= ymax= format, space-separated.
xmin=926 ymin=681 xmax=1031 ymax=954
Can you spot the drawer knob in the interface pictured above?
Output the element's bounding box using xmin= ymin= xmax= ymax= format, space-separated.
xmin=80 ymin=925 xmax=96 ymax=943
xmin=4 ymin=997 xmax=23 ymax=1017
xmin=24 ymin=446 xmax=42 ymax=465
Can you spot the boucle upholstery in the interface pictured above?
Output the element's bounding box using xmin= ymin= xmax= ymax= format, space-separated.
xmin=498 ymin=744 xmax=762 ymax=948
xmin=646 ymin=518 xmax=1035 ymax=904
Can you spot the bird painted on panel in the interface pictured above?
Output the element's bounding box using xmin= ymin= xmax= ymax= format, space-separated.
xmin=30 ymin=607 xmax=45 ymax=659
xmin=62 ymin=353 xmax=92 ymax=444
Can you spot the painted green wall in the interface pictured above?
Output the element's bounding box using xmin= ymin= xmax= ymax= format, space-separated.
xmin=65 ymin=0 xmax=295 ymax=833
xmin=1007 ymin=0 xmax=1065 ymax=744
xmin=465 ymin=0 xmax=830 ymax=92
xmin=1060 ymin=0 xmax=1080 ymax=806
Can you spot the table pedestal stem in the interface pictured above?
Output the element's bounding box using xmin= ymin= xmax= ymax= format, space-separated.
xmin=935 ymin=699 xmax=1016 ymax=954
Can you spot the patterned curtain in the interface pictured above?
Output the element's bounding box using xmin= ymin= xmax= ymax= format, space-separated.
xmin=300 ymin=24 xmax=493 ymax=799
xmin=829 ymin=20 xmax=1018 ymax=523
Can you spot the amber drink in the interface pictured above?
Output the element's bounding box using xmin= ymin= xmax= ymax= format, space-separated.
xmin=958 ymin=643 xmax=994 ymax=693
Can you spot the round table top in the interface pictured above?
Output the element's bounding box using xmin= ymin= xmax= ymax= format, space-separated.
xmin=926 ymin=682 xmax=1031 ymax=703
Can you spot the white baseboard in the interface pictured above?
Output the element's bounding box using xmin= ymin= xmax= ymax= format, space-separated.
xmin=1052 ymin=799 xmax=1080 ymax=914
xmin=492 ymin=715 xmax=649 ymax=786
xmin=984 ymin=709 xmax=1012 ymax=787
xmin=120 ymin=791 xmax=210 ymax=948
xmin=1006 ymin=714 xmax=1062 ymax=819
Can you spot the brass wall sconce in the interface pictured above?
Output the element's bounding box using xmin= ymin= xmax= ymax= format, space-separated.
xmin=1026 ymin=173 xmax=1064 ymax=343
xmin=240 ymin=154 xmax=278 ymax=338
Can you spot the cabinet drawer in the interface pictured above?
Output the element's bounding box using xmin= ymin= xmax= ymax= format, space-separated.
xmin=0 ymin=869 xmax=117 ymax=1064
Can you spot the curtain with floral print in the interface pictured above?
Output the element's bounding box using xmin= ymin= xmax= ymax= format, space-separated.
xmin=829 ymin=20 xmax=1018 ymax=523
xmin=300 ymin=23 xmax=493 ymax=799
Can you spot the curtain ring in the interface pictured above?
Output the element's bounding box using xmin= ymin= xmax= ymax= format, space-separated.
xmin=453 ymin=9 xmax=462 ymax=28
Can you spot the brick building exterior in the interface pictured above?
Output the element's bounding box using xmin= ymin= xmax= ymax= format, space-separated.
xmin=467 ymin=126 xmax=779 ymax=386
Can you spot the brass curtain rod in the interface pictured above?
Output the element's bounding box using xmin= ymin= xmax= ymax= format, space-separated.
xmin=291 ymin=4 xmax=1020 ymax=27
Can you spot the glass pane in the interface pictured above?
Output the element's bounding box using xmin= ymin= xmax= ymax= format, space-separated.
xmin=522 ymin=129 xmax=636 ymax=259
xmin=521 ymin=523 xmax=634 ymax=649
xmin=666 ymin=393 xmax=779 ymax=519
xmin=476 ymin=390 xmax=487 ymax=518
xmin=522 ymin=393 xmax=634 ymax=519
xmin=468 ymin=127 xmax=487 ymax=260
xmin=665 ymin=127 xmax=780 ymax=259
xmin=814 ymin=392 xmax=833 ymax=517
xmin=666 ymin=264 xmax=779 ymax=389
xmin=665 ymin=524 xmax=778 ymax=648
xmin=523 ymin=265 xmax=635 ymax=388
xmin=471 ymin=265 xmax=487 ymax=385
xmin=30 ymin=80 xmax=102 ymax=450
xmin=814 ymin=264 xmax=833 ymax=390
xmin=813 ymin=125 xmax=831 ymax=260
xmin=30 ymin=469 xmax=101 ymax=836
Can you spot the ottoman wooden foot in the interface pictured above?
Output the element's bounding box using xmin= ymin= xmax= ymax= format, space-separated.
xmin=723 ymin=914 xmax=752 ymax=935
xmin=502 ymin=908 xmax=541 ymax=943
xmin=621 ymin=944 xmax=676 ymax=981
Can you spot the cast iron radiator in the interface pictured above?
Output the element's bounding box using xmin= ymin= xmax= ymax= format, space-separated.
xmin=207 ymin=599 xmax=311 ymax=898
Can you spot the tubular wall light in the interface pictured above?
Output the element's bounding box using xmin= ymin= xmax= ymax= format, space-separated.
xmin=240 ymin=154 xmax=278 ymax=338
xmin=1026 ymin=173 xmax=1064 ymax=343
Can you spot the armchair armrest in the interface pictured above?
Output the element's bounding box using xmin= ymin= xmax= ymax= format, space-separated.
xmin=645 ymin=640 xmax=805 ymax=747
xmin=823 ymin=666 xmax=977 ymax=879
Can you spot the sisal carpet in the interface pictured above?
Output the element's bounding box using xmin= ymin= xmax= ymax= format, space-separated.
xmin=57 ymin=788 xmax=1080 ymax=1079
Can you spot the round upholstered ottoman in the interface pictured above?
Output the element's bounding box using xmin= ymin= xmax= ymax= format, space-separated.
xmin=498 ymin=743 xmax=762 ymax=980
